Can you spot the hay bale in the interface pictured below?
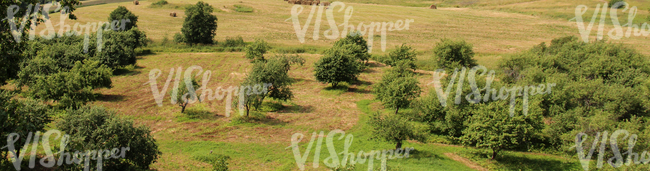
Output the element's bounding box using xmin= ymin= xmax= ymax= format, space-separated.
xmin=321 ymin=1 xmax=330 ymax=6
xmin=294 ymin=0 xmax=302 ymax=4
xmin=313 ymin=0 xmax=320 ymax=5
xmin=133 ymin=0 xmax=139 ymax=5
xmin=429 ymin=4 xmax=437 ymax=9
xmin=170 ymin=12 xmax=177 ymax=17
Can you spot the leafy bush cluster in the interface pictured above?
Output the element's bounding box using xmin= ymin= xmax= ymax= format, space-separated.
xmin=223 ymin=36 xmax=246 ymax=47
xmin=244 ymin=39 xmax=271 ymax=62
xmin=313 ymin=33 xmax=370 ymax=87
xmin=433 ymin=39 xmax=477 ymax=69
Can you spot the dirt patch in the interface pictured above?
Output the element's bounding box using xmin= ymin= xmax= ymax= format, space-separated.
xmin=444 ymin=153 xmax=488 ymax=171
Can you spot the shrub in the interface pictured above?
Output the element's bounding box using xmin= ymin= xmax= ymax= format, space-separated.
xmin=314 ymin=46 xmax=362 ymax=87
xmin=56 ymin=106 xmax=161 ymax=170
xmin=151 ymin=0 xmax=168 ymax=6
xmin=433 ymin=39 xmax=477 ymax=69
xmin=609 ymin=0 xmax=625 ymax=9
xmin=107 ymin=6 xmax=138 ymax=31
xmin=174 ymin=32 xmax=186 ymax=43
xmin=368 ymin=112 xmax=427 ymax=149
xmin=223 ymin=36 xmax=246 ymax=47
xmin=181 ymin=1 xmax=218 ymax=44
xmin=383 ymin=44 xmax=417 ymax=70
xmin=233 ymin=5 xmax=253 ymax=13
xmin=333 ymin=33 xmax=370 ymax=63
xmin=244 ymin=39 xmax=270 ymax=62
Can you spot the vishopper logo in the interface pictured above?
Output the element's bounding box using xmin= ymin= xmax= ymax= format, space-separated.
xmin=429 ymin=66 xmax=556 ymax=117
xmin=147 ymin=65 xmax=272 ymax=117
xmin=287 ymin=129 xmax=414 ymax=171
xmin=3 ymin=2 xmax=132 ymax=53
xmin=572 ymin=2 xmax=650 ymax=42
xmin=1 ymin=130 xmax=130 ymax=171
xmin=289 ymin=1 xmax=414 ymax=53
xmin=574 ymin=130 xmax=650 ymax=170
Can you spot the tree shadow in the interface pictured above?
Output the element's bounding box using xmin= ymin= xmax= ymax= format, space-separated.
xmin=407 ymin=149 xmax=444 ymax=160
xmin=466 ymin=151 xmax=579 ymax=171
xmin=113 ymin=65 xmax=143 ymax=76
xmin=97 ymin=94 xmax=125 ymax=102
xmin=278 ymin=104 xmax=314 ymax=113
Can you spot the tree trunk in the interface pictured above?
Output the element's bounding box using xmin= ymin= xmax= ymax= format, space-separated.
xmin=181 ymin=103 xmax=187 ymax=113
xmin=245 ymin=105 xmax=250 ymax=117
xmin=396 ymin=141 xmax=402 ymax=150
xmin=332 ymin=82 xmax=338 ymax=88
xmin=491 ymin=149 xmax=498 ymax=160
xmin=395 ymin=106 xmax=400 ymax=115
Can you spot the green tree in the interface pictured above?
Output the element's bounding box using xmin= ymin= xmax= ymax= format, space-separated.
xmin=0 ymin=92 xmax=51 ymax=167
xmin=28 ymin=60 xmax=113 ymax=108
xmin=460 ymin=101 xmax=543 ymax=159
xmin=374 ymin=66 xmax=421 ymax=114
xmin=179 ymin=1 xmax=218 ymax=44
xmin=107 ymin=6 xmax=138 ymax=31
xmin=384 ymin=44 xmax=417 ymax=70
xmin=239 ymin=55 xmax=302 ymax=117
xmin=174 ymin=77 xmax=200 ymax=113
xmin=433 ymin=39 xmax=477 ymax=69
xmin=368 ymin=112 xmax=427 ymax=149
xmin=56 ymin=106 xmax=161 ymax=170
xmin=333 ymin=33 xmax=370 ymax=64
xmin=314 ymin=47 xmax=362 ymax=87
xmin=244 ymin=39 xmax=270 ymax=62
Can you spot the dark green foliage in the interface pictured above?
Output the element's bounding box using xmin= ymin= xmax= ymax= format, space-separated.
xmin=313 ymin=47 xmax=363 ymax=87
xmin=244 ymin=39 xmax=270 ymax=62
xmin=28 ymin=60 xmax=113 ymax=108
xmin=333 ymin=33 xmax=370 ymax=63
xmin=0 ymin=92 xmax=51 ymax=166
xmin=180 ymin=1 xmax=218 ymax=44
xmin=93 ymin=28 xmax=148 ymax=68
xmin=460 ymin=100 xmax=543 ymax=159
xmin=174 ymin=32 xmax=186 ymax=43
xmin=368 ymin=112 xmax=427 ymax=149
xmin=108 ymin=6 xmax=138 ymax=31
xmin=383 ymin=44 xmax=417 ymax=70
xmin=56 ymin=106 xmax=161 ymax=170
xmin=433 ymin=39 xmax=477 ymax=69
xmin=151 ymin=0 xmax=169 ymax=6
xmin=239 ymin=55 xmax=302 ymax=117
xmin=374 ymin=65 xmax=421 ymax=114
xmin=609 ymin=0 xmax=625 ymax=9
xmin=500 ymin=36 xmax=650 ymax=152
xmin=223 ymin=36 xmax=246 ymax=47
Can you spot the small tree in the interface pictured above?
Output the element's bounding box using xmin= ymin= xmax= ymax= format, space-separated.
xmin=108 ymin=6 xmax=138 ymax=31
xmin=239 ymin=55 xmax=301 ymax=117
xmin=314 ymin=47 xmax=362 ymax=87
xmin=0 ymin=92 xmax=51 ymax=163
xmin=180 ymin=1 xmax=218 ymax=44
xmin=57 ymin=106 xmax=162 ymax=170
xmin=384 ymin=44 xmax=417 ymax=70
xmin=333 ymin=33 xmax=370 ymax=64
xmin=460 ymin=101 xmax=543 ymax=159
xmin=174 ymin=77 xmax=200 ymax=113
xmin=368 ymin=112 xmax=426 ymax=149
xmin=433 ymin=39 xmax=477 ymax=69
xmin=244 ymin=39 xmax=270 ymax=62
xmin=375 ymin=76 xmax=421 ymax=115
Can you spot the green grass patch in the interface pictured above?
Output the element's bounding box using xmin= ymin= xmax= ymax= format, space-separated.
xmin=233 ymin=5 xmax=253 ymax=13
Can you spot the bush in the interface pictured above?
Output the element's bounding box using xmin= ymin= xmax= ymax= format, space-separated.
xmin=314 ymin=46 xmax=362 ymax=87
xmin=368 ymin=112 xmax=427 ymax=149
xmin=181 ymin=1 xmax=218 ymax=44
xmin=151 ymin=0 xmax=168 ymax=6
xmin=433 ymin=39 xmax=477 ymax=69
xmin=609 ymin=0 xmax=625 ymax=9
xmin=244 ymin=39 xmax=270 ymax=62
xmin=174 ymin=32 xmax=186 ymax=43
xmin=333 ymin=33 xmax=370 ymax=63
xmin=107 ymin=6 xmax=138 ymax=31
xmin=56 ymin=106 xmax=161 ymax=170
xmin=383 ymin=44 xmax=417 ymax=70
xmin=194 ymin=154 xmax=231 ymax=171
xmin=233 ymin=5 xmax=253 ymax=13
xmin=223 ymin=36 xmax=246 ymax=47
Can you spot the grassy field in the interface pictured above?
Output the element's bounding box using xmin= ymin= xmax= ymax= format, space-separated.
xmin=25 ymin=0 xmax=650 ymax=170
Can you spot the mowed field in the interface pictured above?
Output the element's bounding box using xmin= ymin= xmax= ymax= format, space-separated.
xmin=31 ymin=0 xmax=650 ymax=170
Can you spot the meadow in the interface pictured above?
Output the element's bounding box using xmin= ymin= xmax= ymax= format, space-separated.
xmin=18 ymin=0 xmax=650 ymax=170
